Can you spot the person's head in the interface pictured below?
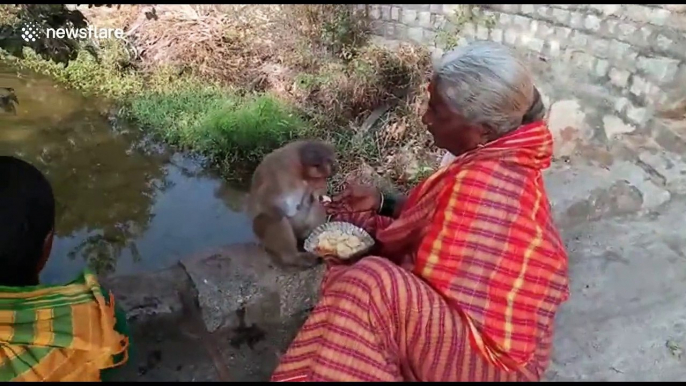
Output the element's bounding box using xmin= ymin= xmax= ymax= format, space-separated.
xmin=423 ymin=41 xmax=544 ymax=156
xmin=0 ymin=156 xmax=55 ymax=287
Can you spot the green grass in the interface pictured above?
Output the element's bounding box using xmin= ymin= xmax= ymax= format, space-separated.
xmin=122 ymin=86 xmax=313 ymax=179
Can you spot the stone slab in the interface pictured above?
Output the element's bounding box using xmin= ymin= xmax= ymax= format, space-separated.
xmin=178 ymin=243 xmax=325 ymax=333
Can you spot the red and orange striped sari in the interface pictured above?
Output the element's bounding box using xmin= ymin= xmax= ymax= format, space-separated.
xmin=272 ymin=121 xmax=570 ymax=382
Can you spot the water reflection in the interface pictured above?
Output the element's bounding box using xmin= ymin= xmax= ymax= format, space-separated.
xmin=0 ymin=62 xmax=255 ymax=284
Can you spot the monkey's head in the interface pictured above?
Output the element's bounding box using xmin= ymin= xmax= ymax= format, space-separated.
xmin=298 ymin=141 xmax=338 ymax=183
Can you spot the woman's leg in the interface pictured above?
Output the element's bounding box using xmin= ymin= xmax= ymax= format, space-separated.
xmin=271 ymin=257 xmax=546 ymax=382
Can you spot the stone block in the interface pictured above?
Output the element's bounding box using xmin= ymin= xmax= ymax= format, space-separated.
xmin=656 ymin=34 xmax=673 ymax=52
xmin=499 ymin=13 xmax=512 ymax=25
xmin=617 ymin=23 xmax=637 ymax=40
xmin=584 ymin=14 xmax=602 ymax=31
xmin=527 ymin=37 xmax=545 ymax=53
xmin=407 ymin=27 xmax=424 ymax=43
xmin=630 ymin=75 xmax=649 ymax=97
xmin=179 ymin=244 xmax=326 ymax=333
xmin=501 ymin=4 xmax=520 ymax=13
xmin=536 ymin=22 xmax=554 ymax=38
xmin=418 ymin=11 xmax=431 ymax=29
xmin=570 ymin=31 xmax=589 ymax=48
xmin=569 ymin=12 xmax=584 ymax=29
xmin=648 ymin=7 xmax=671 ymax=26
xmin=623 ymin=4 xmax=653 ymax=24
xmin=595 ymin=59 xmax=610 ymax=78
xmin=530 ymin=19 xmax=539 ymax=34
xmin=551 ymin=8 xmax=570 ymax=24
xmin=512 ymin=15 xmax=529 ymax=30
xmin=555 ymin=26 xmax=572 ymax=39
xmin=504 ymin=28 xmax=518 ymax=45
xmin=442 ymin=4 xmax=460 ymax=16
xmin=403 ymin=4 xmax=429 ymax=12
xmin=664 ymin=4 xmax=686 ymax=12
xmin=462 ymin=22 xmax=476 ymax=38
xmin=599 ymin=4 xmax=621 ymax=16
xmin=636 ymin=56 xmax=680 ymax=83
xmin=432 ymin=14 xmax=446 ymax=30
xmin=603 ymin=115 xmax=637 ymax=138
xmin=644 ymin=83 xmax=664 ymax=106
xmin=402 ymin=9 xmax=417 ymax=25
xmin=626 ymin=104 xmax=649 ymax=126
xmin=624 ymin=48 xmax=639 ymax=70
xmin=380 ymin=5 xmax=391 ymax=21
xmin=482 ymin=9 xmax=496 ymax=20
xmin=547 ymin=40 xmax=562 ymax=57
xmin=476 ymin=25 xmax=489 ymax=41
xmin=429 ymin=4 xmax=442 ymax=14
xmin=369 ymin=20 xmax=385 ymax=35
xmin=603 ymin=19 xmax=618 ymax=35
xmin=521 ymin=4 xmax=535 ymax=15
xmin=390 ymin=6 xmax=401 ymax=21
xmin=386 ymin=23 xmax=404 ymax=40
xmin=102 ymin=264 xmax=189 ymax=322
xmin=369 ymin=4 xmax=380 ymax=20
xmin=608 ymin=40 xmax=631 ymax=61
xmin=639 ymin=25 xmax=654 ymax=42
xmin=573 ymin=52 xmax=596 ymax=72
xmin=491 ymin=28 xmax=503 ymax=43
xmin=591 ymin=38 xmax=611 ymax=59
xmin=614 ymin=97 xmax=630 ymax=114
xmin=535 ymin=5 xmax=551 ymax=18
xmin=609 ymin=68 xmax=630 ymax=88
xmin=423 ymin=29 xmax=436 ymax=43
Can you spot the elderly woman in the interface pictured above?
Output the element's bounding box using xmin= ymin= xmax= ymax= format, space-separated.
xmin=271 ymin=41 xmax=569 ymax=382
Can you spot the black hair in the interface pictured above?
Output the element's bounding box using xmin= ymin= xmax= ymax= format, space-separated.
xmin=0 ymin=156 xmax=55 ymax=286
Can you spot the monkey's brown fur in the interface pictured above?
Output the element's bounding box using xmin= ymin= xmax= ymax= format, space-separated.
xmin=247 ymin=140 xmax=337 ymax=269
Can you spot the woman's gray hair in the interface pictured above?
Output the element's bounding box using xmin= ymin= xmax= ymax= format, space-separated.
xmin=433 ymin=41 xmax=542 ymax=137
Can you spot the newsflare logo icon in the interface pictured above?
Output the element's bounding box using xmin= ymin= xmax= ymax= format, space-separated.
xmin=21 ymin=22 xmax=41 ymax=42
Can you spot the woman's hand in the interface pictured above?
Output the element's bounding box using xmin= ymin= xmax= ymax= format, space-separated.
xmin=332 ymin=183 xmax=382 ymax=213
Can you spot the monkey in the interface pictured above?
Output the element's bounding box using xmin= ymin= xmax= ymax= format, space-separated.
xmin=247 ymin=140 xmax=337 ymax=269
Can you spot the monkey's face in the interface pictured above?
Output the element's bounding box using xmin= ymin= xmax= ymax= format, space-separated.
xmin=304 ymin=157 xmax=337 ymax=181
xmin=299 ymin=141 xmax=338 ymax=183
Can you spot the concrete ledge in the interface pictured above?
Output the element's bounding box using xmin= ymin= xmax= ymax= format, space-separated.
xmin=100 ymin=263 xmax=189 ymax=323
xmin=178 ymin=242 xmax=325 ymax=333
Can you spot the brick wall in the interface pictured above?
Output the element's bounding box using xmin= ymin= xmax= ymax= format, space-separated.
xmin=359 ymin=4 xmax=686 ymax=157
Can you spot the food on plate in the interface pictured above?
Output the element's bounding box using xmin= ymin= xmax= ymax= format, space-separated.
xmin=314 ymin=229 xmax=364 ymax=259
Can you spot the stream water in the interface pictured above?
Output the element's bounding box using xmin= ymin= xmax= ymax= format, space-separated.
xmin=0 ymin=62 xmax=256 ymax=284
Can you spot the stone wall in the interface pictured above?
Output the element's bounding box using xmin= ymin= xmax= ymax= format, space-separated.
xmin=359 ymin=4 xmax=686 ymax=158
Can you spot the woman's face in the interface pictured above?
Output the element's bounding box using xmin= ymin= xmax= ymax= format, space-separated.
xmin=422 ymin=81 xmax=484 ymax=155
